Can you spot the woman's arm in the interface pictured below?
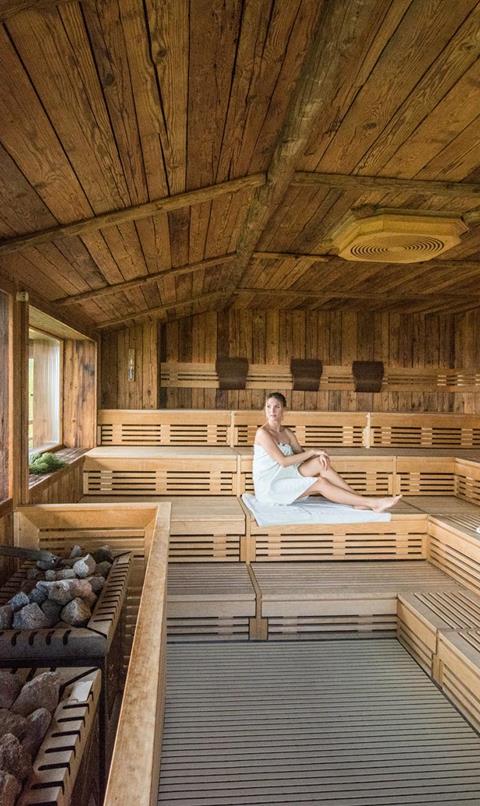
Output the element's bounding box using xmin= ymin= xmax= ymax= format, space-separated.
xmin=286 ymin=428 xmax=330 ymax=471
xmin=255 ymin=428 xmax=318 ymax=467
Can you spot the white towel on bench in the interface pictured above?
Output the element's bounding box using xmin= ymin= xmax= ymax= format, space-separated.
xmin=242 ymin=494 xmax=392 ymax=527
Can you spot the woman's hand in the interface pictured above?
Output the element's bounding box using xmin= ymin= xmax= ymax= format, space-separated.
xmin=308 ymin=449 xmax=330 ymax=470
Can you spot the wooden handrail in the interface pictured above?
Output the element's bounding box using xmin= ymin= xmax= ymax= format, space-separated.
xmin=104 ymin=502 xmax=171 ymax=806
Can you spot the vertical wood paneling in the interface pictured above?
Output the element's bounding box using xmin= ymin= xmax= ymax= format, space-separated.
xmin=100 ymin=322 xmax=159 ymax=410
xmin=0 ymin=292 xmax=8 ymax=502
xmin=63 ymin=339 xmax=97 ymax=449
xmin=101 ymin=310 xmax=480 ymax=412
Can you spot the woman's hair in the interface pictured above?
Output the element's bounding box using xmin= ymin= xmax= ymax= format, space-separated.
xmin=265 ymin=391 xmax=287 ymax=407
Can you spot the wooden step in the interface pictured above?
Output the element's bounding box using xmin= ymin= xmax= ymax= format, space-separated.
xmin=251 ymin=561 xmax=456 ymax=639
xmin=167 ymin=563 xmax=256 ymax=642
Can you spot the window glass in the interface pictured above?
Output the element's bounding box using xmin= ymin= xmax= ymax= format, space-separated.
xmin=28 ymin=328 xmax=62 ymax=453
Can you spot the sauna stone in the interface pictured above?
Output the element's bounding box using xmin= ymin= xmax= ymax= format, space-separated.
xmin=61 ymin=597 xmax=91 ymax=627
xmin=0 ymin=733 xmax=32 ymax=781
xmin=0 ymin=674 xmax=21 ymax=710
xmin=95 ymin=560 xmax=112 ymax=577
xmin=41 ymin=599 xmax=62 ymax=627
xmin=8 ymin=592 xmax=29 ymax=612
xmin=73 ymin=554 xmax=96 ymax=578
xmin=88 ymin=575 xmax=106 ymax=593
xmin=12 ymin=603 xmax=50 ymax=630
xmin=12 ymin=672 xmax=59 ymax=717
xmin=0 ymin=771 xmax=20 ymax=806
xmin=0 ymin=709 xmax=27 ymax=740
xmin=23 ymin=708 xmax=51 ymax=757
xmin=28 ymin=586 xmax=48 ymax=605
xmin=0 ymin=605 xmax=12 ymax=629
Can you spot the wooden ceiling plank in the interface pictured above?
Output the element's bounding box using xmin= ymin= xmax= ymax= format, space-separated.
xmin=0 ymin=1 xmax=72 ymax=22
xmin=23 ymin=244 xmax=90 ymax=296
xmin=0 ymin=25 xmax=92 ymax=222
xmin=0 ymin=173 xmax=265 ymax=256
xmin=57 ymin=254 xmax=236 ymax=307
xmin=416 ymin=111 xmax=480 ymax=182
xmin=81 ymin=0 xmax=149 ymax=206
xmin=257 ymin=184 xmax=322 ymax=251
xmin=0 ymin=144 xmax=57 ymax=238
xmin=237 ymin=286 xmax=480 ymax=303
xmin=79 ymin=231 xmax=126 ymax=286
xmin=118 ymin=0 xmax=168 ymax=199
xmin=354 ymin=4 xmax=480 ymax=176
xmin=187 ymin=0 xmax=242 ymax=190
xmin=100 ymin=221 xmax=148 ymax=282
xmin=253 ymin=251 xmax=329 ymax=263
xmin=315 ymin=0 xmax=477 ymax=174
xmin=146 ymin=0 xmax=189 ymax=194
xmin=379 ymin=55 xmax=480 ymax=180
xmin=98 ymin=289 xmax=227 ymax=329
xmin=167 ymin=207 xmax=190 ymax=267
xmin=8 ymin=4 xmax=131 ymax=212
xmin=0 ymin=252 xmax=73 ymax=301
xmin=300 ymin=0 xmax=411 ymax=172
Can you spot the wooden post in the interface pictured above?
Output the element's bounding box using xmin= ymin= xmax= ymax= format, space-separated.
xmin=10 ymin=293 xmax=29 ymax=505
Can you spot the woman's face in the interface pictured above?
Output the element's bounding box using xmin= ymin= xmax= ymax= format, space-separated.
xmin=265 ymin=397 xmax=284 ymax=423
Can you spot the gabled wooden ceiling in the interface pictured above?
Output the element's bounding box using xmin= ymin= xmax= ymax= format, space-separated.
xmin=1 ymin=0 xmax=480 ymax=330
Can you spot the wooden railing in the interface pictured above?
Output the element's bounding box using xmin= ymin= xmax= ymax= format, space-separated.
xmin=104 ymin=502 xmax=170 ymax=806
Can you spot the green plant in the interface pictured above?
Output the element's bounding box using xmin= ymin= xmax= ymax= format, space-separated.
xmin=29 ymin=452 xmax=66 ymax=475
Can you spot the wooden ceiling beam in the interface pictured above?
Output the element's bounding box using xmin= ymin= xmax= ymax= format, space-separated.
xmin=236 ymin=287 xmax=480 ymax=302
xmin=55 ymin=253 xmax=237 ymax=306
xmin=252 ymin=251 xmax=330 ymax=263
xmin=225 ymin=1 xmax=348 ymax=291
xmin=292 ymin=171 xmax=480 ymax=201
xmin=0 ymin=174 xmax=265 ymax=257
xmin=97 ymin=291 xmax=227 ymax=330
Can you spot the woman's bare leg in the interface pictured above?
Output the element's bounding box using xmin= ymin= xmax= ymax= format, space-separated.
xmin=299 ymin=477 xmax=401 ymax=513
xmin=299 ymin=456 xmax=358 ymax=495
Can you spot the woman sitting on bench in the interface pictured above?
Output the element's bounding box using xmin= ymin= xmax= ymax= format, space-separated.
xmin=253 ymin=392 xmax=400 ymax=513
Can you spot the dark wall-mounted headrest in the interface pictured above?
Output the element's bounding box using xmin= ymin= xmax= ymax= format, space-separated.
xmin=216 ymin=356 xmax=249 ymax=390
xmin=290 ymin=358 xmax=323 ymax=392
xmin=352 ymin=360 xmax=384 ymax=393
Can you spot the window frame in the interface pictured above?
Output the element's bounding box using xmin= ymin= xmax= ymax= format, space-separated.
xmin=27 ymin=325 xmax=64 ymax=458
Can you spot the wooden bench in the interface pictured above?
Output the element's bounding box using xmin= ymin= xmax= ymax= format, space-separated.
xmin=427 ymin=516 xmax=480 ymax=594
xmin=243 ymin=499 xmax=428 ymax=562
xmin=83 ymin=446 xmax=239 ymax=496
xmin=97 ymin=408 xmax=232 ymax=446
xmin=232 ymin=410 xmax=368 ymax=447
xmin=369 ymin=413 xmax=480 ymax=449
xmin=167 ymin=563 xmax=256 ymax=641
xmin=398 ymin=589 xmax=480 ymax=676
xmin=250 ymin=561 xmax=457 ymax=641
xmin=437 ymin=630 xmax=480 ymax=733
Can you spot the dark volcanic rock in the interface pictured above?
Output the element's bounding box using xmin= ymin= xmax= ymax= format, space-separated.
xmin=88 ymin=575 xmax=105 ymax=593
xmin=29 ymin=586 xmax=48 ymax=606
xmin=95 ymin=560 xmax=112 ymax=578
xmin=48 ymin=578 xmax=93 ymax=606
xmin=0 ymin=673 xmax=22 ymax=710
xmin=12 ymin=672 xmax=59 ymax=717
xmin=0 ymin=770 xmax=21 ymax=806
xmin=61 ymin=597 xmax=91 ymax=627
xmin=26 ymin=567 xmax=42 ymax=581
xmin=0 ymin=709 xmax=27 ymax=740
xmin=73 ymin=554 xmax=96 ymax=578
xmin=22 ymin=708 xmax=52 ymax=757
xmin=41 ymin=599 xmax=62 ymax=627
xmin=69 ymin=544 xmax=83 ymax=559
xmin=93 ymin=545 xmax=114 ymax=564
xmin=0 ymin=733 xmax=32 ymax=781
xmin=0 ymin=605 xmax=13 ymax=629
xmin=12 ymin=603 xmax=50 ymax=630
xmin=8 ymin=592 xmax=30 ymax=612
xmin=45 ymin=569 xmax=57 ymax=581
xmin=56 ymin=567 xmax=76 ymax=580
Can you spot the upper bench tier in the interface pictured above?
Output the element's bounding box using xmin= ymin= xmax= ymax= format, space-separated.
xmin=97 ymin=409 xmax=480 ymax=450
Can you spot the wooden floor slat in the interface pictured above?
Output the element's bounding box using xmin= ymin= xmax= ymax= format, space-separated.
xmin=158 ymin=640 xmax=480 ymax=804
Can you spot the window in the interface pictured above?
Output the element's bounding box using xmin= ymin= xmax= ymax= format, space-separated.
xmin=28 ymin=328 xmax=62 ymax=454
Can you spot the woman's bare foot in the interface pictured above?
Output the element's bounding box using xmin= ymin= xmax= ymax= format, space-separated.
xmin=371 ymin=495 xmax=402 ymax=513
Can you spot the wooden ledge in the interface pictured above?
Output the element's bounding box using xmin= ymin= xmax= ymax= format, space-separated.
xmin=28 ymin=448 xmax=87 ymax=492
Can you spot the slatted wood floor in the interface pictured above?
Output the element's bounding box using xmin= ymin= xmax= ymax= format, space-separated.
xmin=158 ymin=640 xmax=480 ymax=805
